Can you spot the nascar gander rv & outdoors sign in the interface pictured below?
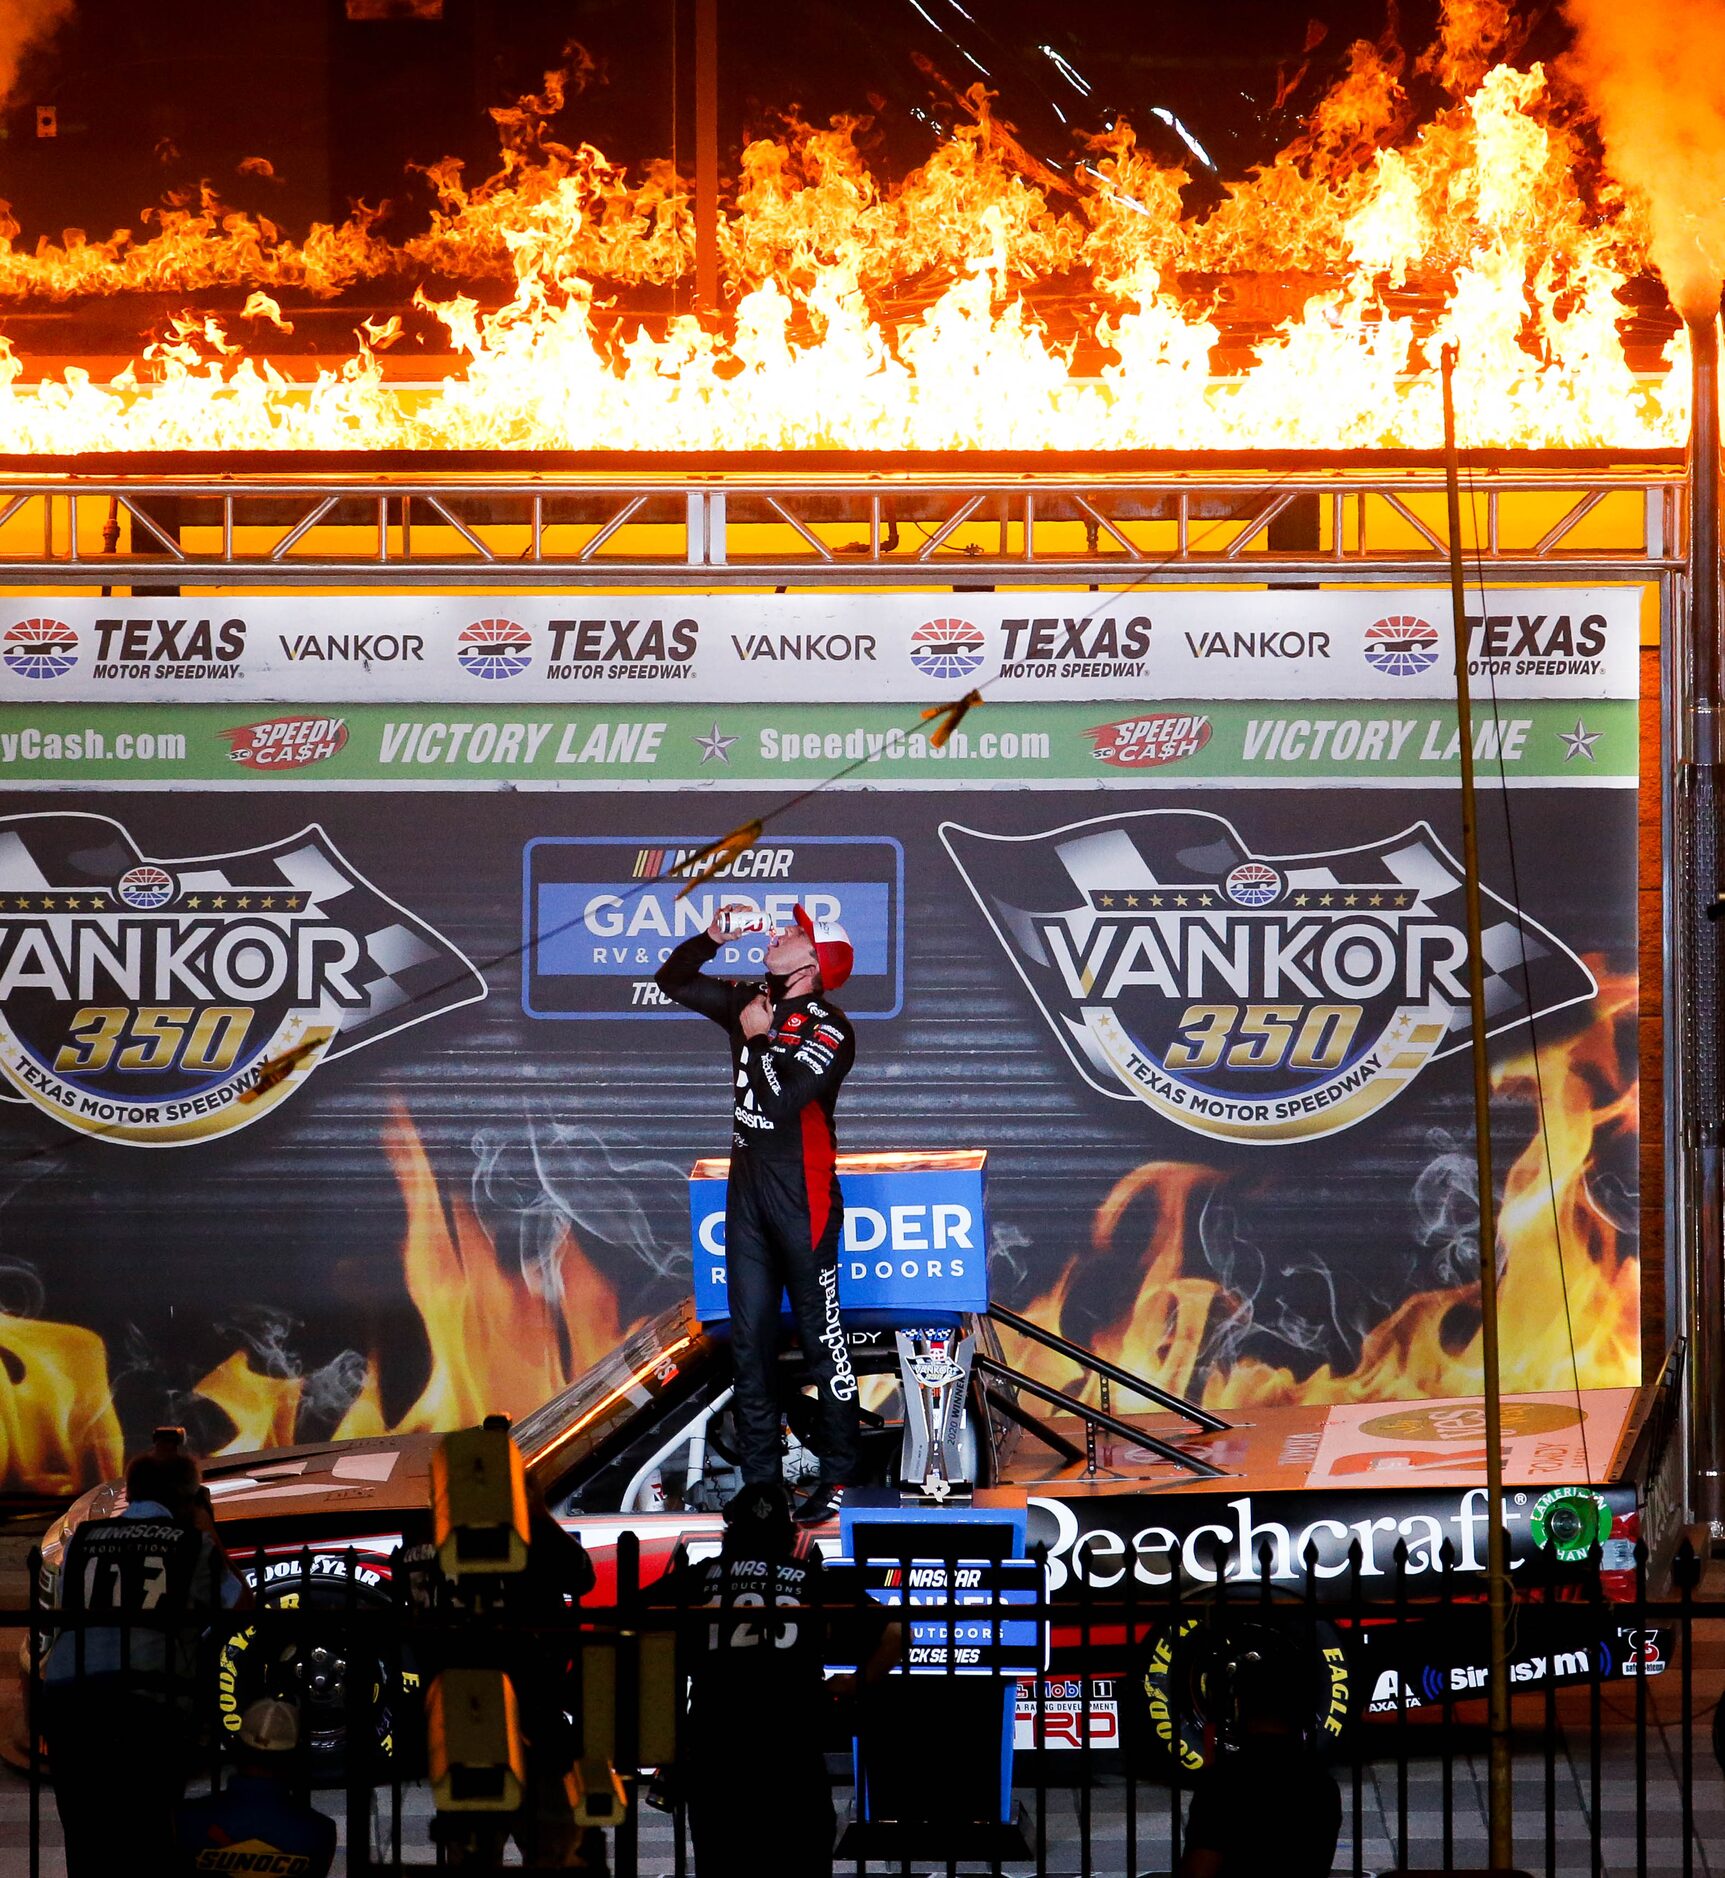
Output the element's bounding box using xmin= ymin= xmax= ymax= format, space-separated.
xmin=0 ymin=588 xmax=1641 ymax=1487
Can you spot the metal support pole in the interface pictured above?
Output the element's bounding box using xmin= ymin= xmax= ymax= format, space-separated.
xmin=693 ymin=0 xmax=719 ymax=315
xmin=1685 ymin=315 xmax=1724 ymax=1534
xmin=1440 ymin=345 xmax=1512 ymax=1867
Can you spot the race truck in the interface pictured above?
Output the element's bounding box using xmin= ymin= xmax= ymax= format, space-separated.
xmin=35 ymin=1294 xmax=1684 ymax=1780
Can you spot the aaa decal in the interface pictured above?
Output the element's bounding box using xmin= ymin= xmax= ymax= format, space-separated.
xmin=940 ymin=809 xmax=1596 ymax=1144
xmin=0 ymin=812 xmax=485 ymax=1146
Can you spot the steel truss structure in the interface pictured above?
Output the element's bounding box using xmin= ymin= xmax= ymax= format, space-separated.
xmin=0 ymin=456 xmax=1686 ymax=587
xmin=0 ymin=452 xmax=1696 ymax=1524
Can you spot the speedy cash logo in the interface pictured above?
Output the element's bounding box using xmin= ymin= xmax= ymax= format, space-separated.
xmin=1087 ymin=713 xmax=1211 ymax=769
xmin=0 ymin=812 xmax=484 ymax=1147
xmin=220 ymin=715 xmax=350 ymax=772
xmin=2 ymin=617 xmax=77 ymax=680
xmin=940 ymin=809 xmax=1595 ymax=1145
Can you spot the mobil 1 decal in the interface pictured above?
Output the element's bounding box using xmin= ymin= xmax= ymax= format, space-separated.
xmin=0 ymin=812 xmax=484 ymax=1146
xmin=940 ymin=809 xmax=1593 ymax=1144
xmin=522 ymin=835 xmax=903 ymax=1018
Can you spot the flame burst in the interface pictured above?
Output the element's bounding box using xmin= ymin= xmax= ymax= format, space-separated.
xmin=0 ymin=22 xmax=1696 ymax=452
xmin=1011 ymin=973 xmax=1640 ymax=1410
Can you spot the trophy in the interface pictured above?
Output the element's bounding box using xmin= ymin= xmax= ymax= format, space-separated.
xmin=896 ymin=1325 xmax=975 ymax=1500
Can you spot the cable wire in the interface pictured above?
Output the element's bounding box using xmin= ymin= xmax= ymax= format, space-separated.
xmin=1458 ymin=443 xmax=1597 ymax=1490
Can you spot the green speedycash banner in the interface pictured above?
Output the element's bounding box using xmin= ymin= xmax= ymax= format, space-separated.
xmin=0 ymin=699 xmax=1638 ymax=785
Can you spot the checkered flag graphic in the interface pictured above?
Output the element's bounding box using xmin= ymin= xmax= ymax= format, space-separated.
xmin=0 ymin=812 xmax=485 ymax=1063
xmin=943 ymin=809 xmax=1597 ymax=1061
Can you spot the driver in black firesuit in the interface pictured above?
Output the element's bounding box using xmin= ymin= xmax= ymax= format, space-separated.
xmin=656 ymin=901 xmax=858 ymax=1524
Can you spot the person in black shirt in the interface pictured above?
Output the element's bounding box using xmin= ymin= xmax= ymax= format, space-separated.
xmin=656 ymin=903 xmax=859 ymax=1524
xmin=663 ymin=1481 xmax=895 ymax=1878
xmin=1178 ymin=1653 xmax=1342 ymax=1878
xmin=42 ymin=1438 xmax=248 ymax=1877
xmin=176 ymin=1698 xmax=337 ymax=1877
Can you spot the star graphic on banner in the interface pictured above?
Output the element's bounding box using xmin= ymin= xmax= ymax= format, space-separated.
xmin=1559 ymin=719 xmax=1600 ymax=763
xmin=695 ymin=723 xmax=737 ymax=765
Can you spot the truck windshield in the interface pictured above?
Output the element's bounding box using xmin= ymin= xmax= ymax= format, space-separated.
xmin=514 ymin=1308 xmax=705 ymax=1478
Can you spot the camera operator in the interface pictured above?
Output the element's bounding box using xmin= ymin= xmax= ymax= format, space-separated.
xmin=407 ymin=1479 xmax=607 ymax=1871
xmin=41 ymin=1433 xmax=249 ymax=1877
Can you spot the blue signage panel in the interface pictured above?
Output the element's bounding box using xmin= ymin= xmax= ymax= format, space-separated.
xmin=522 ymin=834 xmax=904 ymax=1018
xmin=691 ymin=1159 xmax=988 ymax=1319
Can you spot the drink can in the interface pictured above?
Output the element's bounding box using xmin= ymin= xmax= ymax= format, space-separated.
xmin=715 ymin=905 xmax=767 ymax=938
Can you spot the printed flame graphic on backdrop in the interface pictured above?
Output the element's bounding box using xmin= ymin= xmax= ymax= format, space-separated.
xmin=0 ymin=1101 xmax=638 ymax=1492
xmin=0 ymin=5 xmax=1708 ymax=450
xmin=0 ymin=980 xmax=1636 ymax=1493
xmin=1006 ymin=968 xmax=1641 ymax=1411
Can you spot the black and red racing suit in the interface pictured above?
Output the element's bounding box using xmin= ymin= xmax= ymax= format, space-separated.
xmin=656 ymin=932 xmax=859 ymax=1487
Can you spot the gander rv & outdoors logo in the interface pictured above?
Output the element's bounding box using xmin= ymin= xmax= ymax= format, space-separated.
xmin=940 ymin=809 xmax=1595 ymax=1144
xmin=0 ymin=812 xmax=484 ymax=1146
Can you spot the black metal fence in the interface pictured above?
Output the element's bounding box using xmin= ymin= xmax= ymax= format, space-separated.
xmin=12 ymin=1533 xmax=1722 ymax=1877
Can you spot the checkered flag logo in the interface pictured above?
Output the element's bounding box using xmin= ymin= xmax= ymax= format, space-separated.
xmin=0 ymin=812 xmax=485 ymax=1148
xmin=940 ymin=810 xmax=1597 ymax=1145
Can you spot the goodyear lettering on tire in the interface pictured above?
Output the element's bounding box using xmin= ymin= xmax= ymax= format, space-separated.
xmin=1141 ymin=1616 xmax=1208 ymax=1774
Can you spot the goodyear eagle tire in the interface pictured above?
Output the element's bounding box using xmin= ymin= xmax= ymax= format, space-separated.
xmin=218 ymin=1554 xmax=420 ymax=1786
xmin=1125 ymin=1604 xmax=1355 ymax=1782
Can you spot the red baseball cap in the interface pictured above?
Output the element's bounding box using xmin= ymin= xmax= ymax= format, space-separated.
xmin=792 ymin=904 xmax=854 ymax=992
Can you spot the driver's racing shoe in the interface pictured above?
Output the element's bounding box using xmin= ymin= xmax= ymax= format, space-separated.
xmin=792 ymin=1481 xmax=847 ymax=1526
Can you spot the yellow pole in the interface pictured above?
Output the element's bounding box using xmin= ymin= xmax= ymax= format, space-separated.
xmin=1440 ymin=342 xmax=1513 ymax=1869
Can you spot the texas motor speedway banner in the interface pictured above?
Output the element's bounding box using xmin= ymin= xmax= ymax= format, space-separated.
xmin=0 ymin=585 xmax=1643 ymax=1489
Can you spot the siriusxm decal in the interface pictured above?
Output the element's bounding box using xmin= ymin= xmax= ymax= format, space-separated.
xmin=691 ymin=1163 xmax=989 ymax=1318
xmin=941 ymin=809 xmax=1595 ymax=1144
xmin=522 ymin=835 xmax=903 ymax=1018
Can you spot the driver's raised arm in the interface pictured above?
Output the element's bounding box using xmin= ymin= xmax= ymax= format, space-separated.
xmin=655 ymin=907 xmax=758 ymax=1028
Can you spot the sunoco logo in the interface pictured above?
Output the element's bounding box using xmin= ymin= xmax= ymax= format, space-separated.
xmin=910 ymin=618 xmax=985 ymax=680
xmin=0 ymin=812 xmax=484 ymax=1147
xmin=2 ymin=618 xmax=78 ymax=680
xmin=1365 ymin=615 xmax=1441 ymax=676
xmin=457 ymin=618 xmax=533 ymax=680
xmin=941 ymin=809 xmax=1595 ymax=1144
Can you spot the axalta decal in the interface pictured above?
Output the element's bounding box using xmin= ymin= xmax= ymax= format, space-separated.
xmin=222 ymin=715 xmax=349 ymax=771
xmin=1087 ymin=713 xmax=1211 ymax=768
xmin=522 ymin=833 xmax=904 ymax=1019
xmin=0 ymin=812 xmax=485 ymax=1146
xmin=941 ymin=809 xmax=1595 ymax=1144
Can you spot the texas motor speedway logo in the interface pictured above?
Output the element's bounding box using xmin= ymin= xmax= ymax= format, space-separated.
xmin=0 ymin=812 xmax=484 ymax=1146
xmin=941 ymin=810 xmax=1595 ymax=1144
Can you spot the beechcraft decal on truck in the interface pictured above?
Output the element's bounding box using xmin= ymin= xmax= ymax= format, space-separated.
xmin=941 ymin=809 xmax=1595 ymax=1144
xmin=0 ymin=811 xmax=485 ymax=1146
